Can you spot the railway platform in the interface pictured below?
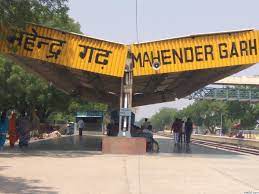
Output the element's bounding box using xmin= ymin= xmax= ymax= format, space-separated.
xmin=0 ymin=134 xmax=258 ymax=194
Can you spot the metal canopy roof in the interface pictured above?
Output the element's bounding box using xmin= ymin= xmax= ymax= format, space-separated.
xmin=6 ymin=53 xmax=253 ymax=107
xmin=1 ymin=23 xmax=258 ymax=107
xmin=132 ymin=64 xmax=252 ymax=106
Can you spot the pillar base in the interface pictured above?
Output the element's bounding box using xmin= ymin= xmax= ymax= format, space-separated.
xmin=102 ymin=136 xmax=146 ymax=154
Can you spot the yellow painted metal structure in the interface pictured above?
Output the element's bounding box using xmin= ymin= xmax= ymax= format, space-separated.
xmin=1 ymin=24 xmax=259 ymax=107
xmin=131 ymin=30 xmax=259 ymax=76
xmin=1 ymin=24 xmax=259 ymax=77
xmin=0 ymin=24 xmax=128 ymax=77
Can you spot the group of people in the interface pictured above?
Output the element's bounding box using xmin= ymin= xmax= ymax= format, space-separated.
xmin=171 ymin=117 xmax=193 ymax=144
xmin=0 ymin=109 xmax=40 ymax=151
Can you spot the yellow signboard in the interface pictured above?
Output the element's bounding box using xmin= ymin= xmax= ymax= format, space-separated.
xmin=1 ymin=24 xmax=259 ymax=77
xmin=0 ymin=24 xmax=128 ymax=77
xmin=131 ymin=30 xmax=259 ymax=76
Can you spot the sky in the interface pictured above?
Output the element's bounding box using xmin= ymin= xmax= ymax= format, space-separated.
xmin=68 ymin=0 xmax=259 ymax=120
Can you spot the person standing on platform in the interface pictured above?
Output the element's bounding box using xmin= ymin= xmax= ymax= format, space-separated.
xmin=185 ymin=118 xmax=193 ymax=144
xmin=106 ymin=122 xmax=113 ymax=136
xmin=141 ymin=118 xmax=150 ymax=130
xmin=171 ymin=118 xmax=180 ymax=144
xmin=178 ymin=119 xmax=183 ymax=143
xmin=9 ymin=112 xmax=18 ymax=148
xmin=182 ymin=119 xmax=186 ymax=143
xmin=77 ymin=119 xmax=85 ymax=136
xmin=17 ymin=111 xmax=31 ymax=148
xmin=31 ymin=109 xmax=40 ymax=138
xmin=0 ymin=111 xmax=9 ymax=151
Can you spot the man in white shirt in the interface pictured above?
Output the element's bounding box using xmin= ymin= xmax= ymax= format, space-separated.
xmin=141 ymin=118 xmax=150 ymax=130
xmin=141 ymin=118 xmax=153 ymax=137
xmin=77 ymin=119 xmax=85 ymax=136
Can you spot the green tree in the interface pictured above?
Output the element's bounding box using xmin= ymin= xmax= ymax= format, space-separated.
xmin=150 ymin=108 xmax=177 ymax=130
xmin=0 ymin=55 xmax=108 ymax=121
xmin=44 ymin=16 xmax=81 ymax=33
xmin=0 ymin=56 xmax=70 ymax=119
xmin=138 ymin=93 xmax=259 ymax=134
xmin=143 ymin=100 xmax=228 ymax=134
xmin=226 ymin=101 xmax=259 ymax=130
xmin=180 ymin=100 xmax=227 ymax=134
xmin=0 ymin=0 xmax=69 ymax=29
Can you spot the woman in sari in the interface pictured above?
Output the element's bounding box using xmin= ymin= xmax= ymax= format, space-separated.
xmin=9 ymin=112 xmax=18 ymax=148
xmin=0 ymin=111 xmax=9 ymax=151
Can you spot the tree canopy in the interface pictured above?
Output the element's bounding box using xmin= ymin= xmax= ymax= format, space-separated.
xmin=0 ymin=50 xmax=107 ymax=122
xmin=149 ymin=108 xmax=177 ymax=130
xmin=143 ymin=99 xmax=259 ymax=134
xmin=1 ymin=0 xmax=66 ymax=27
xmin=0 ymin=0 xmax=81 ymax=36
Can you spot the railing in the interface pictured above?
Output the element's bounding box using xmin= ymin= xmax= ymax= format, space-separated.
xmin=187 ymin=87 xmax=259 ymax=102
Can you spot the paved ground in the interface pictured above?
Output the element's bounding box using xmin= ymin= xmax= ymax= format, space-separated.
xmin=0 ymin=134 xmax=259 ymax=194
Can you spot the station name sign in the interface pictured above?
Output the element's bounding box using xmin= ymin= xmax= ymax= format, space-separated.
xmin=131 ymin=31 xmax=259 ymax=76
xmin=1 ymin=24 xmax=259 ymax=77
xmin=0 ymin=24 xmax=128 ymax=77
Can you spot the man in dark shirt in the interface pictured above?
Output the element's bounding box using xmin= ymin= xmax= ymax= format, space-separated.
xmin=185 ymin=118 xmax=193 ymax=144
xmin=172 ymin=118 xmax=181 ymax=143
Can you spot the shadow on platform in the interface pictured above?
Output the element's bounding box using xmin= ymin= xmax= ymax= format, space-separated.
xmin=0 ymin=166 xmax=57 ymax=194
xmin=0 ymin=135 xmax=102 ymax=158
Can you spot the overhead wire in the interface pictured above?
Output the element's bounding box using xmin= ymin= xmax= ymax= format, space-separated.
xmin=135 ymin=0 xmax=139 ymax=43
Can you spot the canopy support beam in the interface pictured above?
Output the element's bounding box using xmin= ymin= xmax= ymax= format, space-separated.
xmin=118 ymin=52 xmax=133 ymax=137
